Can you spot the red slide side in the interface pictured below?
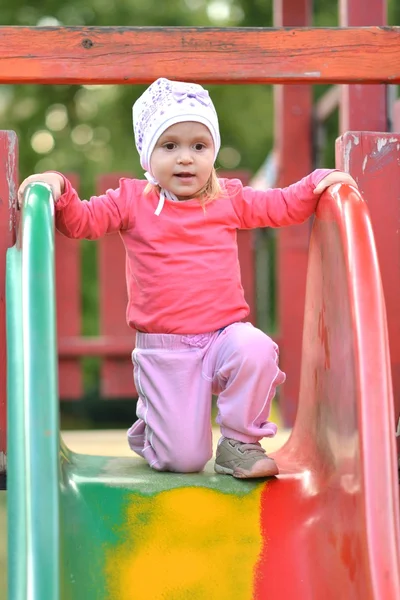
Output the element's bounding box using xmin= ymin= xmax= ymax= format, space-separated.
xmin=254 ymin=184 xmax=400 ymax=599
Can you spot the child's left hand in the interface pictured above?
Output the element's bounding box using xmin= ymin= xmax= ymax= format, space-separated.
xmin=313 ymin=171 xmax=358 ymax=195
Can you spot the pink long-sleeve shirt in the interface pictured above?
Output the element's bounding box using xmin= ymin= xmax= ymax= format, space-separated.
xmin=55 ymin=170 xmax=333 ymax=334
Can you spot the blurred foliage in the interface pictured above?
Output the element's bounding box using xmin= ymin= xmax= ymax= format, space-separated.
xmin=0 ymin=0 xmax=398 ymax=398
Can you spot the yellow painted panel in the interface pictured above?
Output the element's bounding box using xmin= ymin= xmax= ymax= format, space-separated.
xmin=105 ymin=486 xmax=264 ymax=600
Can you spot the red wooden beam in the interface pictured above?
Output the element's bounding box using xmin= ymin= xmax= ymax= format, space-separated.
xmin=219 ymin=170 xmax=256 ymax=324
xmin=394 ymin=99 xmax=400 ymax=131
xmin=273 ymin=0 xmax=313 ymax=427
xmin=314 ymin=85 xmax=340 ymax=123
xmin=55 ymin=174 xmax=83 ymax=400
xmin=58 ymin=336 xmax=135 ymax=357
xmin=0 ymin=27 xmax=399 ymax=84
xmin=339 ymin=0 xmax=388 ymax=132
xmin=339 ymin=0 xmax=386 ymax=29
xmin=97 ymin=174 xmax=137 ymax=398
xmin=0 ymin=131 xmax=18 ymax=481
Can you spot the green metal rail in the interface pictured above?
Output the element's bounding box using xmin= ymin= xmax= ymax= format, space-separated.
xmin=6 ymin=183 xmax=60 ymax=600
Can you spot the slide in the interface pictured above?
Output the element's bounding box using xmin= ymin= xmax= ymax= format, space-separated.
xmin=6 ymin=183 xmax=400 ymax=600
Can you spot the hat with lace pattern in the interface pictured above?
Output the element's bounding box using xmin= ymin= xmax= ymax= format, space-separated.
xmin=132 ymin=78 xmax=220 ymax=181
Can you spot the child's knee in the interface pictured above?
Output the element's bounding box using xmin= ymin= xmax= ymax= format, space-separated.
xmin=231 ymin=325 xmax=279 ymax=367
xmin=155 ymin=444 xmax=212 ymax=473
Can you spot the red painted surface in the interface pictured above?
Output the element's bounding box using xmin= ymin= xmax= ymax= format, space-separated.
xmin=336 ymin=132 xmax=400 ymax=454
xmin=0 ymin=131 xmax=17 ymax=472
xmin=273 ymin=0 xmax=312 ymax=427
xmin=394 ymin=99 xmax=400 ymax=131
xmin=255 ymin=183 xmax=400 ymax=599
xmin=0 ymin=27 xmax=399 ymax=85
xmin=237 ymin=229 xmax=255 ymax=324
xmin=55 ymin=174 xmax=82 ymax=399
xmin=315 ymin=85 xmax=340 ymax=122
xmin=97 ymin=174 xmax=137 ymax=398
xmin=58 ymin=337 xmax=134 ymax=357
xmin=219 ymin=170 xmax=256 ymax=324
xmin=339 ymin=0 xmax=387 ymax=133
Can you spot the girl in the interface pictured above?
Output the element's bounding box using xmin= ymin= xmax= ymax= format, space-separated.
xmin=18 ymin=78 xmax=357 ymax=479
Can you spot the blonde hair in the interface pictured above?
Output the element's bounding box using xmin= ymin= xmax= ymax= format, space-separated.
xmin=144 ymin=167 xmax=223 ymax=209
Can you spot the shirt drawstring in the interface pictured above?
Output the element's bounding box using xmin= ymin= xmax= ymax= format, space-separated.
xmin=145 ymin=171 xmax=179 ymax=216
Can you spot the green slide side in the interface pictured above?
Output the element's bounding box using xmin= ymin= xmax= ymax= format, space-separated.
xmin=6 ymin=183 xmax=59 ymax=600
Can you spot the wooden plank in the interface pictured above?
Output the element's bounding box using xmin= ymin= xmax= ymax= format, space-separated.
xmin=0 ymin=131 xmax=18 ymax=478
xmin=55 ymin=174 xmax=82 ymax=400
xmin=314 ymin=85 xmax=340 ymax=123
xmin=336 ymin=132 xmax=400 ymax=457
xmin=237 ymin=228 xmax=256 ymax=323
xmin=0 ymin=27 xmax=399 ymax=84
xmin=96 ymin=174 xmax=136 ymax=398
xmin=339 ymin=0 xmax=386 ymax=30
xmin=273 ymin=0 xmax=312 ymax=427
xmin=339 ymin=0 xmax=388 ymax=132
xmin=58 ymin=336 xmax=134 ymax=357
xmin=394 ymin=98 xmax=400 ymax=131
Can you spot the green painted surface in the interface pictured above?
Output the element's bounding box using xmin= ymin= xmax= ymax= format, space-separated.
xmin=6 ymin=183 xmax=268 ymax=600
xmin=7 ymin=183 xmax=60 ymax=600
xmin=6 ymin=242 xmax=26 ymax=600
xmin=0 ymin=492 xmax=6 ymax=599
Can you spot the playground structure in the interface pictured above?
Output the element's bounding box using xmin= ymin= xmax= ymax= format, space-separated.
xmin=0 ymin=1 xmax=400 ymax=598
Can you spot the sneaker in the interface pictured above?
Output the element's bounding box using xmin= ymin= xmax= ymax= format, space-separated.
xmin=214 ymin=437 xmax=279 ymax=479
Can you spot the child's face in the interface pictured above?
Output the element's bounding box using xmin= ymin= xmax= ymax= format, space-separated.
xmin=150 ymin=122 xmax=215 ymax=200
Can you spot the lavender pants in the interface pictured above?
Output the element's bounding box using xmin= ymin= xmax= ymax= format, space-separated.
xmin=127 ymin=322 xmax=286 ymax=473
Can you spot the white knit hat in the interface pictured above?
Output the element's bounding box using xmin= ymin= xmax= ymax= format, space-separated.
xmin=132 ymin=78 xmax=220 ymax=178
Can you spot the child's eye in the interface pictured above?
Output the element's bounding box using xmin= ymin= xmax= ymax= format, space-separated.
xmin=163 ymin=143 xmax=176 ymax=150
xmin=194 ymin=143 xmax=206 ymax=151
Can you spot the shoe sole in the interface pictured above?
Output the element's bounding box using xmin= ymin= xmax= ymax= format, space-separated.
xmin=214 ymin=461 xmax=279 ymax=479
xmin=214 ymin=464 xmax=235 ymax=475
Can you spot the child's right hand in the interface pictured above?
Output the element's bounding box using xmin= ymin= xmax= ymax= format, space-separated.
xmin=18 ymin=172 xmax=65 ymax=208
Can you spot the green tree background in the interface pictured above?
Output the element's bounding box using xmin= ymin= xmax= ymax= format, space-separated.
xmin=0 ymin=0 xmax=398 ymax=413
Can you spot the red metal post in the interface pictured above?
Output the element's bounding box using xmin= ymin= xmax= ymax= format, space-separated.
xmin=339 ymin=0 xmax=387 ymax=133
xmin=336 ymin=132 xmax=400 ymax=453
xmin=55 ymin=174 xmax=83 ymax=399
xmin=273 ymin=0 xmax=313 ymax=426
xmin=0 ymin=131 xmax=18 ymax=485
